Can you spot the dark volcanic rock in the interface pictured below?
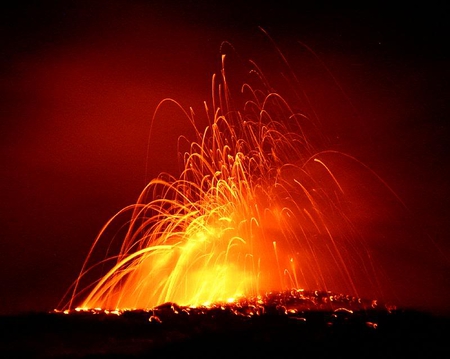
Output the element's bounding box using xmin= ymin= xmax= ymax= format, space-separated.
xmin=1 ymin=291 xmax=448 ymax=358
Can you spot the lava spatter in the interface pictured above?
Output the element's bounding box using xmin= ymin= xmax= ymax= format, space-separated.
xmin=62 ymin=41 xmax=396 ymax=313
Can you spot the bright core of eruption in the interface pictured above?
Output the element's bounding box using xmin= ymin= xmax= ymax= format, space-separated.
xmin=65 ymin=48 xmax=386 ymax=312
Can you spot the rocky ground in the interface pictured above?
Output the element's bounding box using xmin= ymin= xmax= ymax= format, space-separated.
xmin=1 ymin=291 xmax=448 ymax=358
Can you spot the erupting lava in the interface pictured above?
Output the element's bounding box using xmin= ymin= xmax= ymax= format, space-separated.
xmin=63 ymin=43 xmax=390 ymax=312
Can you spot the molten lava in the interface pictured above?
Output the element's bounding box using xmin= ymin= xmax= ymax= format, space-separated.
xmin=65 ymin=49 xmax=387 ymax=312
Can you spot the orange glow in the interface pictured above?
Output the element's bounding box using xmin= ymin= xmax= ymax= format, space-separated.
xmin=63 ymin=49 xmax=389 ymax=312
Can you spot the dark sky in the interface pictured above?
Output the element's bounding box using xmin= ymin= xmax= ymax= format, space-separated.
xmin=1 ymin=1 xmax=449 ymax=315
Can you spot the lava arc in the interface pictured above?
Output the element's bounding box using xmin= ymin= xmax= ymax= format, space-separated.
xmin=64 ymin=48 xmax=388 ymax=312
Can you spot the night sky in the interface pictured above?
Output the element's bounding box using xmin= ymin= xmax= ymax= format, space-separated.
xmin=1 ymin=1 xmax=449 ymax=316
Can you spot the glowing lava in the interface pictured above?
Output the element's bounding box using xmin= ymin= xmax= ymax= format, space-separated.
xmin=64 ymin=48 xmax=387 ymax=312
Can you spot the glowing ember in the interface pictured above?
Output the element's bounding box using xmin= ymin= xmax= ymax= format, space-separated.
xmin=62 ymin=289 xmax=388 ymax=317
xmin=62 ymin=43 xmax=393 ymax=312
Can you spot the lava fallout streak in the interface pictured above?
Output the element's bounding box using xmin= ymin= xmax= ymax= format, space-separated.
xmin=66 ymin=51 xmax=385 ymax=311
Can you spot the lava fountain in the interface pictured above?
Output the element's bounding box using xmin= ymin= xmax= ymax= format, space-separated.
xmin=63 ymin=41 xmax=395 ymax=312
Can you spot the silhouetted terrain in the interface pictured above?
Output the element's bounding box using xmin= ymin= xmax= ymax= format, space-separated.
xmin=2 ymin=291 xmax=448 ymax=358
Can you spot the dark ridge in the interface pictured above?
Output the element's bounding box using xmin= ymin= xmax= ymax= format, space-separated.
xmin=1 ymin=290 xmax=448 ymax=358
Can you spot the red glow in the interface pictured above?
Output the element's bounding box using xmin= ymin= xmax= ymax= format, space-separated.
xmin=2 ymin=3 xmax=449 ymax=317
xmin=62 ymin=47 xmax=404 ymax=311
